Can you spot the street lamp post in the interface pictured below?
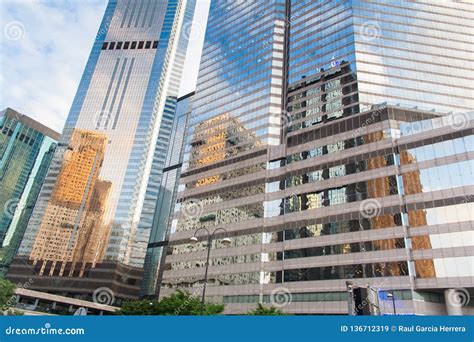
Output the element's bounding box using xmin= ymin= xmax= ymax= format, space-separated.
xmin=189 ymin=227 xmax=231 ymax=314
xmin=387 ymin=291 xmax=396 ymax=315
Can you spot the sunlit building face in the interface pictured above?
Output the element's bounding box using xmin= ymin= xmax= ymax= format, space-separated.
xmin=17 ymin=0 xmax=196 ymax=276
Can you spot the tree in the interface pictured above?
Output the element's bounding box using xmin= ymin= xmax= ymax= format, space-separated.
xmin=0 ymin=279 xmax=15 ymax=309
xmin=119 ymin=290 xmax=224 ymax=315
xmin=0 ymin=279 xmax=18 ymax=315
xmin=247 ymin=303 xmax=287 ymax=315
xmin=118 ymin=297 xmax=161 ymax=315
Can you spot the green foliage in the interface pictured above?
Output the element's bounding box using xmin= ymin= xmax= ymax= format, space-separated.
xmin=1 ymin=309 xmax=24 ymax=316
xmin=0 ymin=278 xmax=16 ymax=311
xmin=247 ymin=303 xmax=287 ymax=315
xmin=119 ymin=290 xmax=224 ymax=315
xmin=118 ymin=297 xmax=161 ymax=315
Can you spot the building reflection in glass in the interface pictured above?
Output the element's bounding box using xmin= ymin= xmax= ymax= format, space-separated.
xmin=385 ymin=111 xmax=474 ymax=280
xmin=166 ymin=113 xmax=266 ymax=287
xmin=30 ymin=129 xmax=112 ymax=276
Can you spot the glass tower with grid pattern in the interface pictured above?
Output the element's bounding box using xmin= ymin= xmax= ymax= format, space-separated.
xmin=159 ymin=0 xmax=473 ymax=315
xmin=8 ymin=0 xmax=197 ymax=301
xmin=141 ymin=91 xmax=194 ymax=296
xmin=0 ymin=108 xmax=59 ymax=276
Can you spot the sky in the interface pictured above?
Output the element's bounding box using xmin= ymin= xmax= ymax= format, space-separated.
xmin=0 ymin=0 xmax=210 ymax=133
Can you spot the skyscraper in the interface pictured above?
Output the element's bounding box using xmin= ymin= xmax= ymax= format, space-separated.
xmin=8 ymin=0 xmax=196 ymax=302
xmin=0 ymin=108 xmax=59 ymax=276
xmin=287 ymin=0 xmax=473 ymax=113
xmin=158 ymin=0 xmax=473 ymax=315
xmin=142 ymin=91 xmax=193 ymax=296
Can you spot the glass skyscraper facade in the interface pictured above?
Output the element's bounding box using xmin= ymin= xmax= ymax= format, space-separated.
xmin=8 ymin=0 xmax=196 ymax=301
xmin=0 ymin=108 xmax=59 ymax=276
xmin=142 ymin=91 xmax=193 ymax=296
xmin=288 ymin=0 xmax=473 ymax=113
xmin=159 ymin=0 xmax=473 ymax=315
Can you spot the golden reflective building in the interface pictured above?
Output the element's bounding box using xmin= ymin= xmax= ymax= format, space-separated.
xmin=30 ymin=129 xmax=112 ymax=276
xmin=191 ymin=113 xmax=263 ymax=187
xmin=399 ymin=149 xmax=436 ymax=278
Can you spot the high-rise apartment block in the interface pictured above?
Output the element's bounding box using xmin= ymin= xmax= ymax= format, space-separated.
xmin=159 ymin=0 xmax=473 ymax=315
xmin=8 ymin=0 xmax=196 ymax=303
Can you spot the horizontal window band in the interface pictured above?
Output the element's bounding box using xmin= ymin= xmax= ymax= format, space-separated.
xmin=101 ymin=40 xmax=158 ymax=51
